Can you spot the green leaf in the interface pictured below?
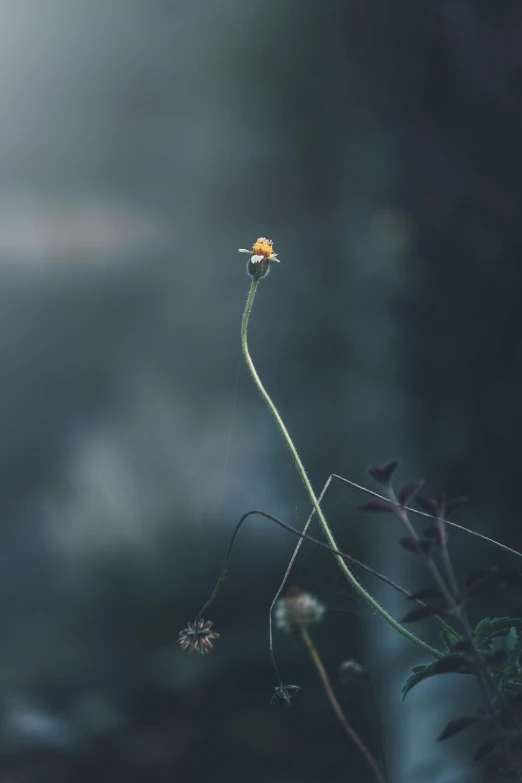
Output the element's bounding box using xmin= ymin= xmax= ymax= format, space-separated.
xmin=437 ymin=716 xmax=477 ymax=741
xmin=510 ymin=631 xmax=522 ymax=668
xmin=506 ymin=627 xmax=518 ymax=653
xmin=440 ymin=628 xmax=459 ymax=651
xmin=473 ymin=617 xmax=522 ymax=646
xmin=402 ymin=656 xmax=471 ymax=700
xmin=402 ymin=663 xmax=435 ymax=700
xmin=473 ymin=618 xmax=491 ymax=645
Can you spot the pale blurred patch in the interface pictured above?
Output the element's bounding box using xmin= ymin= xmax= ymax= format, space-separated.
xmin=0 ymin=195 xmax=167 ymax=263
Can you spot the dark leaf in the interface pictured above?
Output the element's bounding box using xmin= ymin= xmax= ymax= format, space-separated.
xmin=437 ymin=716 xmax=477 ymax=741
xmin=398 ymin=479 xmax=425 ymax=507
xmin=472 ymin=736 xmax=503 ymax=763
xmin=400 ymin=537 xmax=431 ymax=555
xmin=432 ymin=656 xmax=472 ymax=675
xmin=506 ymin=627 xmax=519 ymax=653
xmin=509 ymin=629 xmax=522 ymax=667
xmin=441 ymin=628 xmax=460 ymax=651
xmin=407 ymin=587 xmax=444 ymax=602
xmin=474 ymin=617 xmax=522 ymax=646
xmin=402 ymin=663 xmax=434 ymax=700
xmin=402 ymin=655 xmax=470 ymax=700
xmin=359 ymin=500 xmax=393 ymax=514
xmin=401 ymin=605 xmax=440 ymax=623
xmin=367 ymin=460 xmax=400 ymax=486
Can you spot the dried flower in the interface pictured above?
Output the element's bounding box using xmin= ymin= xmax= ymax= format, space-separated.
xmin=338 ymin=659 xmax=365 ymax=684
xmin=238 ymin=237 xmax=280 ymax=279
xmin=275 ymin=587 xmax=325 ymax=634
xmin=178 ymin=618 xmax=219 ymax=655
xmin=271 ymin=684 xmax=302 ymax=707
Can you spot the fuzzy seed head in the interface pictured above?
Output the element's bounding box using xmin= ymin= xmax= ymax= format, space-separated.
xmin=275 ymin=587 xmax=325 ymax=634
xmin=178 ymin=618 xmax=219 ymax=655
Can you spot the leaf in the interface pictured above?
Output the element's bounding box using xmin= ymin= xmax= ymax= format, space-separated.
xmin=474 ymin=617 xmax=522 ymax=646
xmin=473 ymin=618 xmax=492 ymax=645
xmin=407 ymin=587 xmax=444 ymax=602
xmin=359 ymin=500 xmax=393 ymax=514
xmin=432 ymin=656 xmax=472 ymax=675
xmin=472 ymin=736 xmax=503 ymax=763
xmin=402 ymin=655 xmax=471 ymax=700
xmin=367 ymin=460 xmax=400 ymax=485
xmin=399 ymin=537 xmax=431 ymax=555
xmin=437 ymin=716 xmax=477 ymax=741
xmin=440 ymin=628 xmax=460 ymax=651
xmin=509 ymin=630 xmax=522 ymax=667
xmin=402 ymin=662 xmax=436 ymax=700
xmin=398 ymin=479 xmax=425 ymax=506
xmin=401 ymin=605 xmax=440 ymax=624
xmin=506 ymin=627 xmax=519 ymax=653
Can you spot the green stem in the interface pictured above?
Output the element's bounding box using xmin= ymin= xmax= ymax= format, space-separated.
xmin=242 ymin=277 xmax=441 ymax=659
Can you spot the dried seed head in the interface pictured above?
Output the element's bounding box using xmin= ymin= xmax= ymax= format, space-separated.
xmin=238 ymin=237 xmax=280 ymax=279
xmin=275 ymin=587 xmax=325 ymax=634
xmin=271 ymin=684 xmax=302 ymax=707
xmin=178 ymin=618 xmax=219 ymax=655
xmin=338 ymin=659 xmax=365 ymax=684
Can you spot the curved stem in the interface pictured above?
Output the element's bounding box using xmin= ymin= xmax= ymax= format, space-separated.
xmin=194 ymin=508 xmax=448 ymax=658
xmin=242 ymin=278 xmax=439 ymax=658
xmin=300 ymin=627 xmax=387 ymax=783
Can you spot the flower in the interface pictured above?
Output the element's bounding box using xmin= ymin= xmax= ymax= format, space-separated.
xmin=338 ymin=659 xmax=365 ymax=684
xmin=274 ymin=587 xmax=325 ymax=634
xmin=238 ymin=237 xmax=280 ymax=279
xmin=178 ymin=618 xmax=220 ymax=655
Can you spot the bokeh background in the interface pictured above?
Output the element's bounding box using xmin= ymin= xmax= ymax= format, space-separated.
xmin=0 ymin=1 xmax=521 ymax=781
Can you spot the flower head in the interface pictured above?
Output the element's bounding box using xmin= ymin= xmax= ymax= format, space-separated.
xmin=274 ymin=587 xmax=325 ymax=634
xmin=178 ymin=618 xmax=219 ymax=655
xmin=338 ymin=659 xmax=365 ymax=684
xmin=271 ymin=683 xmax=302 ymax=707
xmin=238 ymin=237 xmax=280 ymax=279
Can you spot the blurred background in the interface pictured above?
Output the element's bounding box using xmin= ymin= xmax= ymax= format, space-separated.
xmin=0 ymin=0 xmax=521 ymax=780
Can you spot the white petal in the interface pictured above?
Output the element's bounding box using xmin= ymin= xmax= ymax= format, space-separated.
xmin=238 ymin=248 xmax=251 ymax=254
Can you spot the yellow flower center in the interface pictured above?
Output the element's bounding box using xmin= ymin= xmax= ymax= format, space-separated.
xmin=252 ymin=238 xmax=273 ymax=258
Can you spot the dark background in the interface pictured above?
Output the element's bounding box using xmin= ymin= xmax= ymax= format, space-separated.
xmin=0 ymin=1 xmax=521 ymax=781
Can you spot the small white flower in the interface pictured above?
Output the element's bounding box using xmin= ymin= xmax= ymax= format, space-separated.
xmin=275 ymin=588 xmax=325 ymax=633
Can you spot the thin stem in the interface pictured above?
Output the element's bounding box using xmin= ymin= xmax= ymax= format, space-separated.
xmin=364 ymin=670 xmax=389 ymax=783
xmin=268 ymin=476 xmax=457 ymax=686
xmin=300 ymin=626 xmax=387 ymax=783
xmin=194 ymin=508 xmax=447 ymax=656
xmin=331 ymin=474 xmax=522 ymax=560
xmin=242 ymin=278 xmax=440 ymax=658
xmin=386 ymin=488 xmax=522 ymax=781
